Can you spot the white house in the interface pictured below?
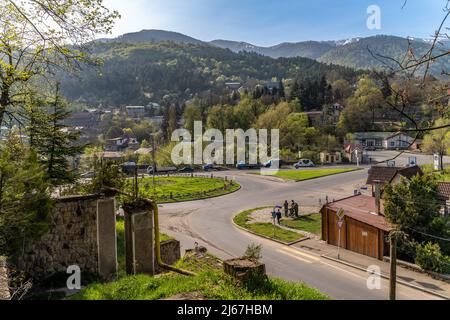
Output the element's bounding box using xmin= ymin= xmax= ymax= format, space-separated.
xmin=353 ymin=132 xmax=415 ymax=150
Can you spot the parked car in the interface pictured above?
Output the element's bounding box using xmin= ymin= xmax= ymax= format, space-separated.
xmin=147 ymin=166 xmax=177 ymax=174
xmin=264 ymin=159 xmax=281 ymax=168
xmin=203 ymin=163 xmax=215 ymax=171
xmin=364 ymin=146 xmax=376 ymax=151
xmin=294 ymin=159 xmax=315 ymax=168
xmin=122 ymin=162 xmax=137 ymax=175
xmin=236 ymin=161 xmax=262 ymax=170
xmin=178 ymin=167 xmax=194 ymax=173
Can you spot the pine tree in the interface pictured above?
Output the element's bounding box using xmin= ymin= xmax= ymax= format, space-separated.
xmin=278 ymin=80 xmax=285 ymax=99
xmin=33 ymin=84 xmax=84 ymax=186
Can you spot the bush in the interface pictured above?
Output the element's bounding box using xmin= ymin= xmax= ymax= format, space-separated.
xmin=244 ymin=244 xmax=262 ymax=261
xmin=415 ymin=242 xmax=450 ymax=274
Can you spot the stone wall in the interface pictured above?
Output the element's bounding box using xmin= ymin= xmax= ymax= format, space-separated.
xmin=155 ymin=240 xmax=181 ymax=274
xmin=17 ymin=195 xmax=115 ymax=281
xmin=0 ymin=257 xmax=10 ymax=300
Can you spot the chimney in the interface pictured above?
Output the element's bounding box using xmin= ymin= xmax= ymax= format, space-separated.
xmin=374 ymin=180 xmax=381 ymax=215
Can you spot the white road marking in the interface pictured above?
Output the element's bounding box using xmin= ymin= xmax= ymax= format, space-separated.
xmin=276 ymin=249 xmax=314 ymax=264
xmin=279 ymin=247 xmax=321 ymax=261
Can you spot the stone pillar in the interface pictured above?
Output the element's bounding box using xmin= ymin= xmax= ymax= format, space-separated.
xmin=96 ymin=198 xmax=118 ymax=280
xmin=0 ymin=257 xmax=10 ymax=300
xmin=124 ymin=202 xmax=154 ymax=276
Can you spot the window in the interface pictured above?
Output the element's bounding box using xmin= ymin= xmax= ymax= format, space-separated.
xmin=390 ymin=141 xmax=395 ymax=147
xmin=375 ymin=139 xmax=382 ymax=147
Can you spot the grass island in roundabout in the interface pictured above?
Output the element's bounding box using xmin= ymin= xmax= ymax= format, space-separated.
xmin=124 ymin=175 xmax=241 ymax=203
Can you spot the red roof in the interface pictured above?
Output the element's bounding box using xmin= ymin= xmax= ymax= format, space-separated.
xmin=326 ymin=195 xmax=393 ymax=232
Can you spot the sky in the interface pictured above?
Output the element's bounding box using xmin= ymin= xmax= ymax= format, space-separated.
xmin=102 ymin=0 xmax=447 ymax=46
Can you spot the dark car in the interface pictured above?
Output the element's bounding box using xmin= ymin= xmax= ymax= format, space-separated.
xmin=236 ymin=161 xmax=262 ymax=170
xmin=178 ymin=167 xmax=194 ymax=173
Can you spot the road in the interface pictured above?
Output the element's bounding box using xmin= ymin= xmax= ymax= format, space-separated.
xmin=158 ymin=162 xmax=443 ymax=300
xmin=366 ymin=150 xmax=450 ymax=167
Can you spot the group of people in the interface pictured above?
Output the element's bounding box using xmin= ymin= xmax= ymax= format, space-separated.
xmin=272 ymin=200 xmax=300 ymax=224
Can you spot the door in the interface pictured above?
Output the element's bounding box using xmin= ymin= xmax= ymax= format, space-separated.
xmin=346 ymin=219 xmax=379 ymax=258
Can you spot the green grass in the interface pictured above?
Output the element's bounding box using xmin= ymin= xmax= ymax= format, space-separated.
xmin=71 ymin=254 xmax=329 ymax=300
xmin=125 ymin=177 xmax=240 ymax=203
xmin=234 ymin=208 xmax=305 ymax=244
xmin=260 ymin=168 xmax=358 ymax=182
xmin=280 ymin=214 xmax=322 ymax=235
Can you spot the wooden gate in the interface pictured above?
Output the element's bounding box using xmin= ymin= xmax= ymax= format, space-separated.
xmin=345 ymin=219 xmax=379 ymax=259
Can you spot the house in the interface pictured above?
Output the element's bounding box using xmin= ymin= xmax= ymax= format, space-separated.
xmin=304 ymin=111 xmax=324 ymax=127
xmin=436 ymin=182 xmax=450 ymax=216
xmin=344 ymin=143 xmax=363 ymax=164
xmin=0 ymin=126 xmax=10 ymax=141
xmin=93 ymin=152 xmax=124 ymax=162
xmin=366 ymin=165 xmax=423 ymax=196
xmin=325 ymin=103 xmax=345 ymax=124
xmin=135 ymin=148 xmax=152 ymax=156
xmin=320 ymin=151 xmax=342 ymax=165
xmin=125 ymin=106 xmax=146 ymax=119
xmin=225 ymin=82 xmax=242 ymax=91
xmin=321 ymin=195 xmax=392 ymax=259
xmin=352 ymin=132 xmax=415 ymax=150
xmin=105 ymin=136 xmax=140 ymax=152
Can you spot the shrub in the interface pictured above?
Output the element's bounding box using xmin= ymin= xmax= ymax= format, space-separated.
xmin=415 ymin=242 xmax=450 ymax=274
xmin=244 ymin=244 xmax=262 ymax=261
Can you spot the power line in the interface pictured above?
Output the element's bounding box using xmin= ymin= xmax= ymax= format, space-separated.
xmin=405 ymin=226 xmax=450 ymax=242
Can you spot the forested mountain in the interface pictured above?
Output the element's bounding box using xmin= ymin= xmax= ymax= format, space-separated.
xmin=210 ymin=40 xmax=334 ymax=59
xmin=318 ymin=35 xmax=450 ymax=74
xmin=115 ymin=29 xmax=204 ymax=45
xmin=97 ymin=30 xmax=449 ymax=77
xmin=59 ymin=42 xmax=359 ymax=106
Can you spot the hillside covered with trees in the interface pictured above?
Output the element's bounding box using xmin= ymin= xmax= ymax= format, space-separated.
xmin=59 ymin=41 xmax=361 ymax=106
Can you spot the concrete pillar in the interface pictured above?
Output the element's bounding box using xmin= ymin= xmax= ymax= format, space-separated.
xmin=96 ymin=198 xmax=118 ymax=280
xmin=131 ymin=211 xmax=154 ymax=275
xmin=124 ymin=203 xmax=155 ymax=276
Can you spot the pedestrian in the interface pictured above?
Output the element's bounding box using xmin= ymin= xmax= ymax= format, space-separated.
xmin=290 ymin=200 xmax=295 ymax=217
xmin=283 ymin=200 xmax=289 ymax=217
xmin=294 ymin=201 xmax=299 ymax=218
xmin=276 ymin=208 xmax=282 ymax=225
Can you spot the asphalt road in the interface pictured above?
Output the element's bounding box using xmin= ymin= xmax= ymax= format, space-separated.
xmin=158 ymin=164 xmax=441 ymax=300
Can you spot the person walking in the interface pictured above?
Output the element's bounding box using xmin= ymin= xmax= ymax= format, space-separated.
xmin=283 ymin=200 xmax=289 ymax=217
xmin=290 ymin=200 xmax=295 ymax=217
xmin=276 ymin=208 xmax=282 ymax=225
xmin=294 ymin=201 xmax=299 ymax=218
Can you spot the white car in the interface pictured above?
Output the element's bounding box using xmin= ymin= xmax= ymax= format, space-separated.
xmin=294 ymin=159 xmax=315 ymax=168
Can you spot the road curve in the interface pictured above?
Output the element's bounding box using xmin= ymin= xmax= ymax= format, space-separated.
xmin=158 ymin=169 xmax=440 ymax=300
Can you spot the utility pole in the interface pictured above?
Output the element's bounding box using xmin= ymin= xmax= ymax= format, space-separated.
xmin=389 ymin=232 xmax=397 ymax=301
xmin=151 ymin=133 xmax=157 ymax=193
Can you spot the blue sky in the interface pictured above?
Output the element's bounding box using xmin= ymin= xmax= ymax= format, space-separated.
xmin=103 ymin=0 xmax=447 ymax=46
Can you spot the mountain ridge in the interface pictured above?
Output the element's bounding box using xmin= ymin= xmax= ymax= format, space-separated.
xmin=98 ymin=29 xmax=449 ymax=75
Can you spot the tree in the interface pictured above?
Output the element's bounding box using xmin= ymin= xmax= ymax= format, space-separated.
xmin=422 ymin=118 xmax=450 ymax=171
xmin=105 ymin=126 xmax=124 ymax=140
xmin=0 ymin=0 xmax=119 ymax=126
xmin=183 ymin=103 xmax=203 ymax=134
xmin=384 ymin=175 xmax=450 ymax=259
xmin=337 ymin=76 xmax=384 ymax=134
xmin=32 ymin=85 xmax=84 ymax=186
xmin=0 ymin=138 xmax=52 ymax=259
xmin=207 ymin=104 xmax=233 ymax=133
